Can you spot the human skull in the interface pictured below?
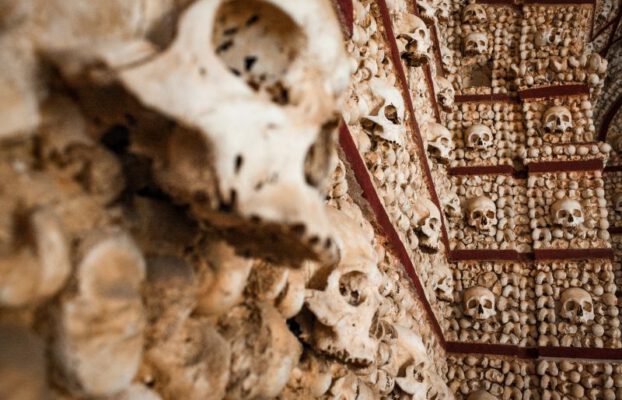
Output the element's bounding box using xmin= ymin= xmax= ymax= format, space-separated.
xmin=466 ymin=196 xmax=497 ymax=232
xmin=424 ymin=122 xmax=453 ymax=162
xmin=542 ymin=106 xmax=573 ymax=134
xmin=415 ymin=198 xmax=442 ymax=251
xmin=430 ymin=263 xmax=454 ymax=302
xmin=435 ymin=76 xmax=455 ymax=112
xmin=614 ymin=192 xmax=622 ymax=213
xmin=550 ymin=198 xmax=584 ymax=228
xmin=462 ymin=4 xmax=487 ymax=24
xmin=560 ymin=287 xmax=594 ymax=324
xmin=443 ymin=192 xmax=462 ymax=219
xmin=361 ymin=78 xmax=406 ymax=145
xmin=304 ymin=206 xmax=381 ymax=366
xmin=463 ymin=286 xmax=496 ymax=320
xmin=396 ymin=14 xmax=432 ymax=67
xmin=535 ymin=27 xmax=563 ymax=49
xmin=465 ymin=124 xmax=494 ymax=150
xmin=464 ymin=32 xmax=488 ymax=56
xmin=468 ymin=390 xmax=499 ymax=400
xmin=109 ymin=0 xmax=350 ymax=266
xmin=392 ymin=325 xmax=435 ymax=399
xmin=416 ymin=0 xmax=436 ymax=23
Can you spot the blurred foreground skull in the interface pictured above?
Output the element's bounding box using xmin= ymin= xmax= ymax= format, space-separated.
xmin=560 ymin=287 xmax=594 ymax=324
xmin=111 ymin=0 xmax=350 ymax=265
xmin=463 ymin=286 xmax=496 ymax=320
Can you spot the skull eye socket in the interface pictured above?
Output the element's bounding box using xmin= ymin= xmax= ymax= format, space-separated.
xmin=483 ymin=299 xmax=493 ymax=309
xmin=467 ymin=298 xmax=478 ymax=309
xmin=339 ymin=271 xmax=368 ymax=306
xmin=565 ymin=300 xmax=577 ymax=311
xmin=485 ymin=210 xmax=495 ymax=219
xmin=562 ymin=115 xmax=570 ymax=122
xmin=558 ymin=210 xmax=568 ymax=218
xmin=472 ymin=210 xmax=482 ymax=219
xmin=583 ymin=302 xmax=593 ymax=312
xmin=417 ymin=29 xmax=427 ymax=39
xmin=573 ymin=209 xmax=582 ymax=217
xmin=384 ymin=104 xmax=400 ymax=124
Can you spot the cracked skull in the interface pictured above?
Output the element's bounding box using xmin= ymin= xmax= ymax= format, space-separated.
xmin=465 ymin=124 xmax=493 ymax=150
xmin=550 ymin=198 xmax=584 ymax=228
xmin=108 ymin=0 xmax=350 ymax=265
xmin=543 ymin=106 xmax=573 ymax=134
xmin=435 ymin=76 xmax=455 ymax=112
xmin=560 ymin=287 xmax=594 ymax=324
xmin=304 ymin=206 xmax=381 ymax=366
xmin=424 ymin=122 xmax=453 ymax=162
xmin=415 ymin=198 xmax=442 ymax=251
xmin=464 ymin=32 xmax=488 ymax=56
xmin=466 ymin=196 xmax=497 ymax=232
xmin=463 ymin=286 xmax=496 ymax=320
xmin=396 ymin=14 xmax=432 ymax=67
xmin=462 ymin=4 xmax=487 ymax=24
xmin=361 ymin=78 xmax=406 ymax=145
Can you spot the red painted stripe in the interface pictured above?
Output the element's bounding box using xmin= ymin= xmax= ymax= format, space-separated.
xmin=455 ymin=94 xmax=518 ymax=103
xmin=523 ymin=0 xmax=595 ymax=4
xmin=534 ymin=248 xmax=614 ymax=261
xmin=527 ymin=158 xmax=604 ymax=173
xmin=518 ymin=84 xmax=590 ymax=100
xmin=447 ymin=342 xmax=622 ymax=360
xmin=333 ymin=0 xmax=353 ymax=37
xmin=448 ymin=165 xmax=516 ymax=176
xmin=449 ymin=249 xmax=521 ymax=262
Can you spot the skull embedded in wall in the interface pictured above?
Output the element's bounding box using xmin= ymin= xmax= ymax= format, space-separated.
xmin=614 ymin=192 xmax=622 ymax=213
xmin=304 ymin=207 xmax=381 ymax=366
xmin=361 ymin=78 xmax=406 ymax=145
xmin=542 ymin=106 xmax=573 ymax=134
xmin=416 ymin=0 xmax=436 ymax=24
xmin=424 ymin=122 xmax=453 ymax=162
xmin=560 ymin=287 xmax=594 ymax=324
xmin=462 ymin=4 xmax=487 ymax=25
xmin=443 ymin=192 xmax=462 ymax=219
xmin=466 ymin=196 xmax=497 ymax=232
xmin=396 ymin=14 xmax=432 ymax=67
xmin=392 ymin=325 xmax=436 ymax=398
xmin=435 ymin=76 xmax=455 ymax=112
xmin=534 ymin=27 xmax=563 ymax=49
xmin=468 ymin=390 xmax=499 ymax=400
xmin=430 ymin=263 xmax=454 ymax=302
xmin=415 ymin=198 xmax=442 ymax=251
xmin=465 ymin=124 xmax=493 ymax=150
xmin=463 ymin=32 xmax=488 ymax=56
xmin=110 ymin=0 xmax=350 ymax=266
xmin=463 ymin=286 xmax=496 ymax=320
xmin=550 ymin=198 xmax=584 ymax=228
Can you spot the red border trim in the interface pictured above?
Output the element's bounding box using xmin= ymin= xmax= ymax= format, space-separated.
xmin=449 ymin=249 xmax=521 ymax=262
xmin=333 ymin=0 xmax=353 ymax=37
xmin=448 ymin=165 xmax=516 ymax=176
xmin=518 ymin=84 xmax=590 ymax=100
xmin=527 ymin=159 xmax=604 ymax=173
xmin=455 ymin=94 xmax=518 ymax=103
xmin=534 ymin=248 xmax=614 ymax=261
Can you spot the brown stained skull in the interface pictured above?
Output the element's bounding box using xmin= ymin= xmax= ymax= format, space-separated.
xmin=462 ymin=4 xmax=487 ymax=25
xmin=465 ymin=124 xmax=493 ymax=150
xmin=463 ymin=32 xmax=488 ymax=56
xmin=463 ymin=286 xmax=496 ymax=320
xmin=396 ymin=14 xmax=432 ymax=67
xmin=466 ymin=196 xmax=497 ymax=232
xmin=560 ymin=287 xmax=594 ymax=324
xmin=542 ymin=106 xmax=573 ymax=134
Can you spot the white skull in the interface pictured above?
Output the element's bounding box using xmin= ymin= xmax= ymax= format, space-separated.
xmin=465 ymin=124 xmax=494 ymax=150
xmin=416 ymin=0 xmax=436 ymax=23
xmin=304 ymin=207 xmax=381 ymax=366
xmin=424 ymin=122 xmax=453 ymax=162
xmin=392 ymin=325 xmax=435 ymax=399
xmin=543 ymin=106 xmax=573 ymax=134
xmin=464 ymin=32 xmax=488 ymax=56
xmin=463 ymin=286 xmax=496 ymax=320
xmin=361 ymin=78 xmax=406 ymax=145
xmin=550 ymin=198 xmax=584 ymax=228
xmin=614 ymin=192 xmax=622 ymax=213
xmin=535 ymin=27 xmax=563 ymax=49
xmin=430 ymin=263 xmax=454 ymax=302
xmin=109 ymin=0 xmax=350 ymax=265
xmin=560 ymin=288 xmax=594 ymax=324
xmin=435 ymin=76 xmax=455 ymax=112
xmin=396 ymin=14 xmax=432 ymax=67
xmin=462 ymin=4 xmax=487 ymax=24
xmin=468 ymin=390 xmax=499 ymax=400
xmin=467 ymin=196 xmax=497 ymax=232
xmin=415 ymin=198 xmax=442 ymax=251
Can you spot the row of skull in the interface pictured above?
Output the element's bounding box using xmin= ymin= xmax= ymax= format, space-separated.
xmin=464 ymin=285 xmax=595 ymax=324
xmin=467 ymin=195 xmax=585 ymax=232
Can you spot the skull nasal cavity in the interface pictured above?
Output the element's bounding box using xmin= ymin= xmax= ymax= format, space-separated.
xmin=212 ymin=0 xmax=306 ymax=105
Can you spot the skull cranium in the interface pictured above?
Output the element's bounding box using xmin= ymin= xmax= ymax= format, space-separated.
xmin=304 ymin=206 xmax=381 ymax=366
xmin=430 ymin=263 xmax=454 ymax=302
xmin=463 ymin=286 xmax=496 ymax=320
xmin=550 ymin=198 xmax=584 ymax=228
xmin=110 ymin=0 xmax=350 ymax=265
xmin=434 ymin=76 xmax=455 ymax=112
xmin=543 ymin=106 xmax=573 ymax=134
xmin=396 ymin=14 xmax=432 ymax=67
xmin=560 ymin=287 xmax=594 ymax=324
xmin=466 ymin=196 xmax=497 ymax=232
xmin=424 ymin=122 xmax=453 ymax=162
xmin=462 ymin=4 xmax=487 ymax=25
xmin=464 ymin=32 xmax=488 ymax=56
xmin=465 ymin=124 xmax=493 ymax=150
xmin=361 ymin=78 xmax=406 ymax=145
xmin=415 ymin=198 xmax=442 ymax=251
